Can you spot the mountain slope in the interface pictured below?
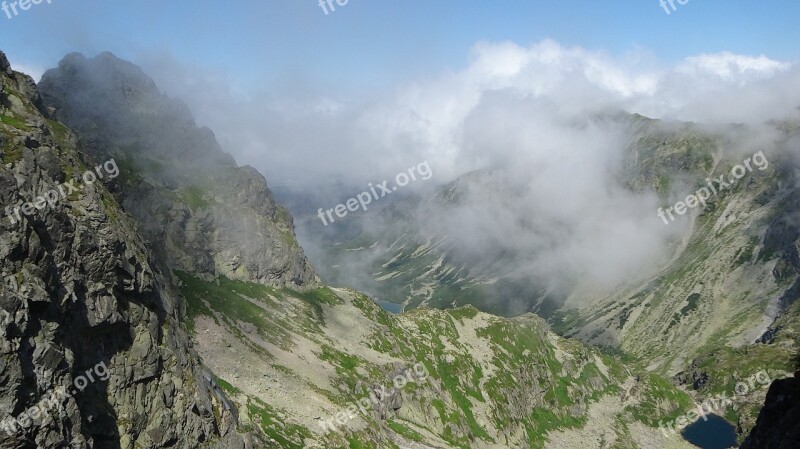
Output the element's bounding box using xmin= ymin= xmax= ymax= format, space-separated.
xmin=558 ymin=117 xmax=800 ymax=375
xmin=297 ymin=111 xmax=800 ymax=374
xmin=1 ymin=51 xmax=255 ymax=448
xmin=177 ymin=272 xmax=698 ymax=449
xmin=294 ymin=111 xmax=800 ymax=443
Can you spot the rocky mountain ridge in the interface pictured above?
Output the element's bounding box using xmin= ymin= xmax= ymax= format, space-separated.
xmin=0 ymin=50 xmax=255 ymax=448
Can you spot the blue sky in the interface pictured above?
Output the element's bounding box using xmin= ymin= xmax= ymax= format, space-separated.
xmin=1 ymin=0 xmax=798 ymax=87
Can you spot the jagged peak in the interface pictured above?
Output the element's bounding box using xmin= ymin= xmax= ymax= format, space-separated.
xmin=0 ymin=50 xmax=12 ymax=75
xmin=50 ymin=51 xmax=158 ymax=92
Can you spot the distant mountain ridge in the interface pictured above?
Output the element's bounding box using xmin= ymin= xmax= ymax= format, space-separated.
xmin=295 ymin=107 xmax=800 ymax=443
xmin=299 ymin=111 xmax=800 ymax=368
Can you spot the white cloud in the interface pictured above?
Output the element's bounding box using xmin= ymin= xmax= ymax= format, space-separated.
xmin=138 ymin=41 xmax=798 ymax=296
xmin=676 ymin=52 xmax=790 ymax=83
xmin=141 ymin=40 xmax=799 ymax=185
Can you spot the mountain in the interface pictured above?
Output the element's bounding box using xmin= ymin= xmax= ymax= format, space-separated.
xmin=0 ymin=50 xmax=716 ymax=448
xmin=293 ymin=109 xmax=800 ymax=442
xmin=38 ymin=52 xmax=318 ymax=289
xmin=0 ymin=51 xmax=255 ymax=448
xmin=558 ymin=116 xmax=800 ymax=365
xmin=297 ymin=112 xmax=800 ymax=370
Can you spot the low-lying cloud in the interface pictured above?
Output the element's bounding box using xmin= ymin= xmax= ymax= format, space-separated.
xmin=137 ymin=39 xmax=800 ymax=298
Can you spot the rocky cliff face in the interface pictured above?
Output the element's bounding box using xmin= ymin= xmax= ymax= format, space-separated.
xmin=0 ymin=51 xmax=255 ymax=449
xmin=37 ymin=52 xmax=318 ymax=290
xmin=741 ymin=370 xmax=800 ymax=449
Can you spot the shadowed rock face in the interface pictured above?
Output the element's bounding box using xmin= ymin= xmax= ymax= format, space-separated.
xmin=38 ymin=52 xmax=318 ymax=290
xmin=741 ymin=371 xmax=800 ymax=449
xmin=1 ymin=50 xmax=257 ymax=449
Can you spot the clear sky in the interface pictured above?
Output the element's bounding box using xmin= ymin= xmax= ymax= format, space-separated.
xmin=1 ymin=0 xmax=798 ymax=87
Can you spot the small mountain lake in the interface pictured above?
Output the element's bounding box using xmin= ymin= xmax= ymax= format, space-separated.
xmin=373 ymin=298 xmax=404 ymax=314
xmin=681 ymin=414 xmax=738 ymax=449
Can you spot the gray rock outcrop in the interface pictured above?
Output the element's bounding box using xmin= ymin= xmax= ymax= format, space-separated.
xmin=1 ymin=50 xmax=257 ymax=449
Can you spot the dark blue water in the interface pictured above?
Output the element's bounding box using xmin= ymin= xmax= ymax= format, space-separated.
xmin=681 ymin=414 xmax=738 ymax=449
xmin=374 ymin=298 xmax=404 ymax=314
